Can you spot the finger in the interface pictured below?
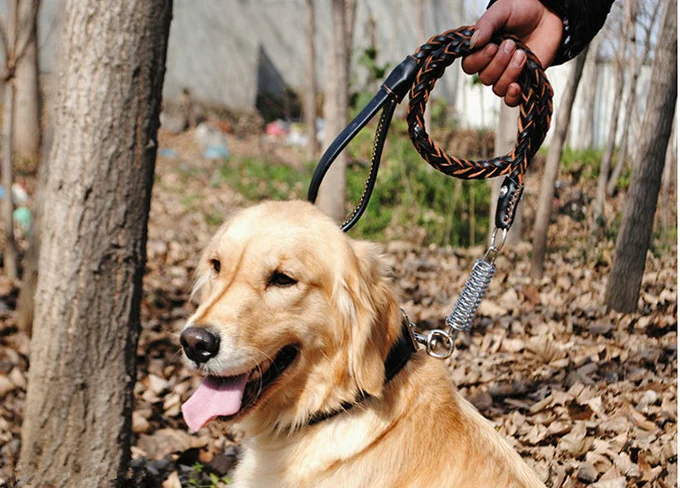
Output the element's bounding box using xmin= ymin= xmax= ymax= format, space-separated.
xmin=462 ymin=43 xmax=498 ymax=75
xmin=478 ymin=39 xmax=516 ymax=87
xmin=470 ymin=1 xmax=512 ymax=49
xmin=504 ymin=83 xmax=522 ymax=107
xmin=492 ymin=49 xmax=526 ymax=98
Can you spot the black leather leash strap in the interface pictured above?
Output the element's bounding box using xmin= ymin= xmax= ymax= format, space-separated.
xmin=307 ymin=56 xmax=419 ymax=231
xmin=307 ymin=25 xmax=554 ymax=232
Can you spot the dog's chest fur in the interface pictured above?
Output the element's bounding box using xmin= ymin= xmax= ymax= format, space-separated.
xmin=228 ymin=356 xmax=545 ymax=488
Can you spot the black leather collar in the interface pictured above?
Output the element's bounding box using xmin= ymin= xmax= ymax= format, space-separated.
xmin=307 ymin=316 xmax=418 ymax=426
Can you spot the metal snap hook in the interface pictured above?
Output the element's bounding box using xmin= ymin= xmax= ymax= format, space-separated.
xmin=488 ymin=227 xmax=508 ymax=255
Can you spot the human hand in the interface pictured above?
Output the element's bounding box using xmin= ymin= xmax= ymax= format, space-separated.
xmin=462 ymin=0 xmax=563 ymax=107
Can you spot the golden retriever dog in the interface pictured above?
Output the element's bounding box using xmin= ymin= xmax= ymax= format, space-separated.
xmin=180 ymin=200 xmax=544 ymax=488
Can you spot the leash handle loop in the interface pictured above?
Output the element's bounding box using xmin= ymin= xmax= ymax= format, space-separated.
xmin=308 ymin=26 xmax=553 ymax=234
xmin=407 ymin=27 xmax=553 ymax=230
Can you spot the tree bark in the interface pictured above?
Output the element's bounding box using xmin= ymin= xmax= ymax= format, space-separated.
xmin=490 ymin=103 xmax=522 ymax=244
xmin=15 ymin=127 xmax=50 ymax=336
xmin=660 ymin=117 xmax=675 ymax=235
xmin=13 ymin=0 xmax=41 ymax=162
xmin=2 ymin=79 xmax=17 ymax=280
xmin=318 ymin=0 xmax=350 ymax=222
xmin=605 ymin=0 xmax=676 ymax=313
xmin=305 ymin=0 xmax=318 ymax=160
xmin=531 ymin=49 xmax=588 ymax=279
xmin=18 ymin=1 xmax=172 ymax=486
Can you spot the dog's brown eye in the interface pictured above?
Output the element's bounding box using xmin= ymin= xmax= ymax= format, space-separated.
xmin=210 ymin=259 xmax=221 ymax=274
xmin=268 ymin=271 xmax=297 ymax=287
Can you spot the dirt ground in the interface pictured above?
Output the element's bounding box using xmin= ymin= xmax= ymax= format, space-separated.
xmin=0 ymin=128 xmax=676 ymax=487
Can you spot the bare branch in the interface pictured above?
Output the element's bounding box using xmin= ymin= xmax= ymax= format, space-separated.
xmin=0 ymin=17 xmax=11 ymax=63
xmin=15 ymin=0 xmax=42 ymax=62
xmin=10 ymin=0 xmax=18 ymax=55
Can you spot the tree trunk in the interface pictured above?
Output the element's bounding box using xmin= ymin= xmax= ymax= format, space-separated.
xmin=414 ymin=0 xmax=432 ymax=130
xmin=605 ymin=0 xmax=676 ymax=313
xmin=607 ymin=0 xmax=653 ymax=197
xmin=305 ymin=0 xmax=318 ymax=160
xmin=578 ymin=37 xmax=600 ymax=149
xmin=2 ymin=79 xmax=17 ymax=280
xmin=18 ymin=1 xmax=172 ymax=486
xmin=531 ymin=49 xmax=588 ymax=279
xmin=606 ymin=90 xmax=635 ymax=196
xmin=490 ymin=103 xmax=522 ymax=244
xmin=660 ymin=117 xmax=675 ymax=235
xmin=318 ymin=0 xmax=350 ymax=222
xmin=13 ymin=0 xmax=41 ymax=162
xmin=592 ymin=30 xmax=627 ymax=229
xmin=15 ymin=127 xmax=50 ymax=336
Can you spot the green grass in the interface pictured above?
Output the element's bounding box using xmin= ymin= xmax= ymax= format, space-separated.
xmin=558 ymin=147 xmax=603 ymax=181
xmin=216 ymin=124 xmax=492 ymax=246
xmin=218 ymin=157 xmax=312 ymax=201
xmin=186 ymin=462 xmax=231 ymax=487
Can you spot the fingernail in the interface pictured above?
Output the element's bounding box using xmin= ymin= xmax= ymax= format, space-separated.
xmin=511 ymin=50 xmax=526 ymax=67
xmin=483 ymin=44 xmax=498 ymax=56
xmin=502 ymin=39 xmax=515 ymax=54
xmin=470 ymin=31 xmax=480 ymax=48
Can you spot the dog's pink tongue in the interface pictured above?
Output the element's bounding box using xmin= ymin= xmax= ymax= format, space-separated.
xmin=182 ymin=374 xmax=248 ymax=432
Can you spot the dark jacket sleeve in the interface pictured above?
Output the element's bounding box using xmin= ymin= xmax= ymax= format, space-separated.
xmin=487 ymin=0 xmax=615 ymax=65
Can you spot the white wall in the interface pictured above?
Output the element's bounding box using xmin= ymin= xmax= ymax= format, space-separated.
xmin=32 ymin=0 xmax=652 ymax=149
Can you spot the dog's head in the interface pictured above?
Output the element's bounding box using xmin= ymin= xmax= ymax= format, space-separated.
xmin=180 ymin=200 xmax=401 ymax=434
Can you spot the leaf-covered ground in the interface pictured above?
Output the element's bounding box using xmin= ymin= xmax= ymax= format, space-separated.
xmin=0 ymin=128 xmax=676 ymax=487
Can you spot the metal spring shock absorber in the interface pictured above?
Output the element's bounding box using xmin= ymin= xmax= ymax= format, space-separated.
xmin=412 ymin=227 xmax=507 ymax=360
xmin=411 ymin=177 xmax=521 ymax=360
xmin=446 ymin=228 xmax=505 ymax=334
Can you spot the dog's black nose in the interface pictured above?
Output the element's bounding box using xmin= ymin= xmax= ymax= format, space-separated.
xmin=180 ymin=327 xmax=220 ymax=364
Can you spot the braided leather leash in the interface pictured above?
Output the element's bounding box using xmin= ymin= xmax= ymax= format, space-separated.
xmin=408 ymin=27 xmax=553 ymax=185
xmin=308 ymin=26 xmax=554 ymax=358
xmin=308 ymin=26 xmax=553 ymax=231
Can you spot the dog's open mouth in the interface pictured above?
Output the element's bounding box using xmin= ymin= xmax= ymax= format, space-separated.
xmin=182 ymin=344 xmax=299 ymax=431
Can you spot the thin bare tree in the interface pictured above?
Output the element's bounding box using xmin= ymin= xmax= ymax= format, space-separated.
xmin=605 ymin=0 xmax=676 ymax=313
xmin=1 ymin=54 xmax=16 ymax=280
xmin=0 ymin=1 xmax=40 ymax=279
xmin=592 ymin=24 xmax=628 ymax=234
xmin=577 ymin=37 xmax=600 ymax=149
xmin=305 ymin=0 xmax=319 ymax=160
xmin=531 ymin=49 xmax=589 ymax=279
xmin=317 ymin=0 xmax=356 ymax=222
xmin=18 ymin=0 xmax=172 ymax=484
xmin=13 ymin=0 xmax=41 ymax=162
xmin=606 ymin=0 xmax=662 ymax=196
xmin=414 ymin=0 xmax=432 ymax=130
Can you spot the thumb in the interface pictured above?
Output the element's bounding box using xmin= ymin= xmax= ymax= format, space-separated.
xmin=470 ymin=1 xmax=511 ymax=49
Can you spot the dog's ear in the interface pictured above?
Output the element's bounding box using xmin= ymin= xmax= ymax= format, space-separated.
xmin=339 ymin=240 xmax=400 ymax=398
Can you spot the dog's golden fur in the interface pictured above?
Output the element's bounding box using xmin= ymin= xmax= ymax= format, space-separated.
xmin=186 ymin=200 xmax=545 ymax=488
